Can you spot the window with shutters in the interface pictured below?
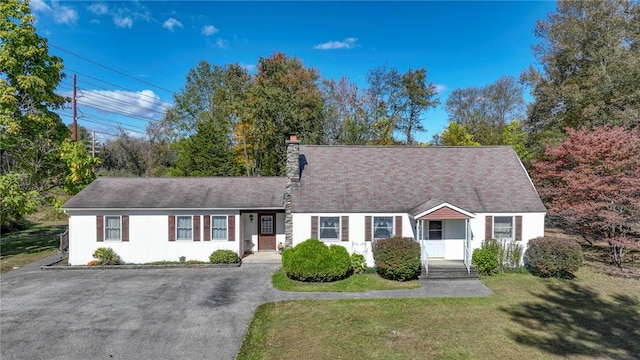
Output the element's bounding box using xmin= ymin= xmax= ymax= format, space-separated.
xmin=493 ymin=216 xmax=513 ymax=241
xmin=105 ymin=216 xmax=121 ymax=241
xmin=176 ymin=216 xmax=193 ymax=241
xmin=319 ymin=216 xmax=340 ymax=241
xmin=373 ymin=216 xmax=393 ymax=240
xmin=211 ymin=215 xmax=228 ymax=240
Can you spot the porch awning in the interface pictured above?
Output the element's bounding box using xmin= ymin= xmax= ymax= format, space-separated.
xmin=418 ymin=206 xmax=471 ymax=220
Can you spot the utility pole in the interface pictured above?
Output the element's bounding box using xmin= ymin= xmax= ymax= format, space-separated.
xmin=92 ymin=130 xmax=96 ymax=157
xmin=72 ymin=74 xmax=77 ymax=141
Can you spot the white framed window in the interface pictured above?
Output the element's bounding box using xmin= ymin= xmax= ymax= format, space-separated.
xmin=211 ymin=215 xmax=228 ymax=240
xmin=373 ymin=216 xmax=393 ymax=240
xmin=428 ymin=221 xmax=443 ymax=240
xmin=105 ymin=216 xmax=121 ymax=241
xmin=176 ymin=216 xmax=193 ymax=241
xmin=319 ymin=216 xmax=340 ymax=241
xmin=493 ymin=216 xmax=513 ymax=241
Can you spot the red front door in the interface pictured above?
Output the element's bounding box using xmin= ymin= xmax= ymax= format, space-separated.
xmin=258 ymin=213 xmax=276 ymax=250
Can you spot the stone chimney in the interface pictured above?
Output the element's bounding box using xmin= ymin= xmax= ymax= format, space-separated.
xmin=284 ymin=133 xmax=300 ymax=248
xmin=285 ymin=133 xmax=300 ymax=183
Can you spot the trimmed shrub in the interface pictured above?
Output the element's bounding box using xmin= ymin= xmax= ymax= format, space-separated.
xmin=372 ymin=236 xmax=420 ymax=281
xmin=92 ymin=247 xmax=123 ymax=265
xmin=472 ymin=247 xmax=499 ymax=275
xmin=525 ymin=237 xmax=583 ymax=278
xmin=472 ymin=239 xmax=524 ymax=276
xmin=209 ymin=249 xmax=240 ymax=264
xmin=282 ymin=239 xmax=352 ymax=282
xmin=350 ymin=253 xmax=366 ymax=274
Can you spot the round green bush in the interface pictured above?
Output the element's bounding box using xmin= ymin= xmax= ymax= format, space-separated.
xmin=372 ymin=236 xmax=420 ymax=281
xmin=282 ymin=239 xmax=352 ymax=282
xmin=525 ymin=237 xmax=584 ymax=278
xmin=350 ymin=253 xmax=366 ymax=274
xmin=472 ymin=247 xmax=499 ymax=275
xmin=209 ymin=249 xmax=240 ymax=264
xmin=92 ymin=247 xmax=123 ymax=265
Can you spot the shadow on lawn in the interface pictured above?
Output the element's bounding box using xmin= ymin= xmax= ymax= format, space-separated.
xmin=501 ymin=281 xmax=640 ymax=360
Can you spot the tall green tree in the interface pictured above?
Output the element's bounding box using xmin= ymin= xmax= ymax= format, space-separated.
xmin=445 ymin=76 xmax=525 ymax=145
xmin=522 ymin=0 xmax=640 ymax=153
xmin=366 ymin=65 xmax=439 ymax=144
xmin=398 ymin=68 xmax=439 ymax=144
xmin=0 ymin=0 xmax=97 ymax=229
xmin=243 ymin=53 xmax=325 ymax=176
xmin=163 ymin=62 xmax=248 ymax=176
xmin=440 ymin=122 xmax=480 ymax=146
xmin=321 ymin=76 xmax=373 ymax=145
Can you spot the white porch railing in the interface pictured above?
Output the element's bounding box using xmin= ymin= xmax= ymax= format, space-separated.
xmin=463 ymin=219 xmax=472 ymax=273
xmin=421 ymin=240 xmax=429 ymax=275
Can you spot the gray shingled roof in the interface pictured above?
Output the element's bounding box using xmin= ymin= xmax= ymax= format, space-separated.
xmin=290 ymin=145 xmax=546 ymax=214
xmin=62 ymin=177 xmax=286 ymax=210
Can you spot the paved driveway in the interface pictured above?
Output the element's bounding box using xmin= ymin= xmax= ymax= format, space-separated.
xmin=1 ymin=259 xmax=491 ymax=360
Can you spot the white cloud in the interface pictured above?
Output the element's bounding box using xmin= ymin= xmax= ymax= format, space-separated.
xmin=74 ymin=89 xmax=171 ymax=119
xmin=114 ymin=16 xmax=133 ymax=28
xmin=52 ymin=3 xmax=78 ymax=25
xmin=435 ymin=84 xmax=447 ymax=94
xmin=313 ymin=37 xmax=358 ymax=50
xmin=30 ymin=0 xmax=51 ymax=12
xmin=162 ymin=18 xmax=183 ymax=31
xmin=215 ymin=38 xmax=229 ymax=49
xmin=30 ymin=0 xmax=78 ymax=25
xmin=87 ymin=3 xmax=108 ymax=15
xmin=201 ymin=25 xmax=219 ymax=36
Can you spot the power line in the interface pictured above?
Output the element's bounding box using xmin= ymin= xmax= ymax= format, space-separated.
xmin=62 ymin=68 xmax=175 ymax=106
xmin=76 ymin=87 xmax=167 ymax=118
xmin=51 ymin=44 xmax=175 ymax=95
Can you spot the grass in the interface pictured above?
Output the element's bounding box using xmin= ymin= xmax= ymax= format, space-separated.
xmin=272 ymin=268 xmax=420 ymax=292
xmin=238 ymin=266 xmax=640 ymax=360
xmin=0 ymin=220 xmax=67 ymax=274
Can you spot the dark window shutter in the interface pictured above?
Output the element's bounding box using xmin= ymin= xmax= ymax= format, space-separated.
xmin=204 ymin=215 xmax=211 ymax=241
xmin=311 ymin=216 xmax=318 ymax=239
xmin=485 ymin=216 xmax=493 ymax=240
xmin=365 ymin=216 xmax=372 ymax=242
xmin=168 ymin=215 xmax=176 ymax=241
xmin=341 ymin=216 xmax=349 ymax=242
xmin=193 ymin=216 xmax=201 ymax=241
xmin=515 ymin=216 xmax=523 ymax=241
xmin=395 ymin=216 xmax=402 ymax=236
xmin=228 ymin=216 xmax=235 ymax=241
xmin=122 ymin=215 xmax=129 ymax=242
xmin=96 ymin=215 xmax=104 ymax=242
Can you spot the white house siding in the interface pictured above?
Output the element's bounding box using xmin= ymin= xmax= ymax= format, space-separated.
xmin=67 ymin=211 xmax=242 ymax=265
xmin=469 ymin=212 xmax=546 ymax=253
xmin=291 ymin=213 xmax=413 ymax=267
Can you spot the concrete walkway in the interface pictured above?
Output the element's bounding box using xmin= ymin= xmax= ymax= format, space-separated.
xmin=1 ymin=253 xmax=492 ymax=360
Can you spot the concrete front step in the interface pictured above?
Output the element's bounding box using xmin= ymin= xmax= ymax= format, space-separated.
xmin=420 ymin=266 xmax=479 ymax=280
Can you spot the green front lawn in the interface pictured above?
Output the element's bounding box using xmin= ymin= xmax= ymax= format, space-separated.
xmin=0 ymin=221 xmax=67 ymax=274
xmin=272 ymin=268 xmax=420 ymax=292
xmin=239 ymin=265 xmax=640 ymax=360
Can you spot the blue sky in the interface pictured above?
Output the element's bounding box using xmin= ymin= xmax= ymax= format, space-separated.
xmin=29 ymin=0 xmax=557 ymax=144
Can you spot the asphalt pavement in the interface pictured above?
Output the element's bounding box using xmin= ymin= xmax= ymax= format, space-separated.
xmin=0 ymin=254 xmax=491 ymax=360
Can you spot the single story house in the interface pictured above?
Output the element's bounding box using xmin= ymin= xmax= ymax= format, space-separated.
xmin=62 ymin=136 xmax=546 ymax=270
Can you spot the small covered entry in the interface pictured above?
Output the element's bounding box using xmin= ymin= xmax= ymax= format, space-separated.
xmin=240 ymin=211 xmax=285 ymax=254
xmin=413 ymin=201 xmax=475 ymax=274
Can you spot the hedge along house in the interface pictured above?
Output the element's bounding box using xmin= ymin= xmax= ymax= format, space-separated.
xmin=62 ymin=135 xmax=545 ymax=269
xmin=61 ymin=177 xmax=286 ymax=265
xmin=284 ymin=137 xmax=546 ymax=272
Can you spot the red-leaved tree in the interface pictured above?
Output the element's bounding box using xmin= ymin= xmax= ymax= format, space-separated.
xmin=532 ymin=126 xmax=640 ymax=267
